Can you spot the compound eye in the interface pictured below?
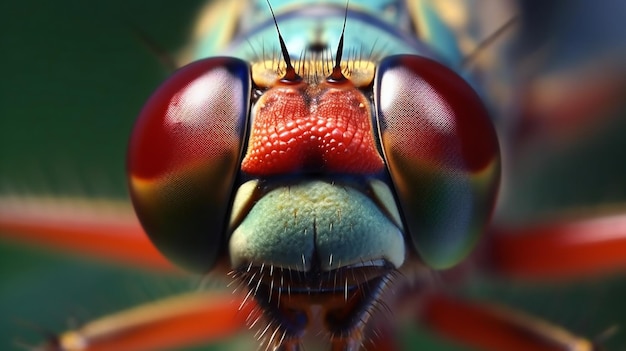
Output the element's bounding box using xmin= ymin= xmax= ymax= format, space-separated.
xmin=128 ymin=57 xmax=250 ymax=273
xmin=375 ymin=55 xmax=500 ymax=269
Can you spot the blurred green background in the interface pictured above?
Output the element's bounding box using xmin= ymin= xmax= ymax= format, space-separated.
xmin=1 ymin=1 xmax=626 ymax=350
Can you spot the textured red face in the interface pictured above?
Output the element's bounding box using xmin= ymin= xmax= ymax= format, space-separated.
xmin=241 ymin=79 xmax=384 ymax=176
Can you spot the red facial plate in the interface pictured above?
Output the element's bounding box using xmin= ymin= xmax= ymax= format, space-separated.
xmin=241 ymin=81 xmax=384 ymax=175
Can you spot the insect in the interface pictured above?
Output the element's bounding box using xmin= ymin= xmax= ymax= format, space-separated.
xmin=1 ymin=0 xmax=624 ymax=350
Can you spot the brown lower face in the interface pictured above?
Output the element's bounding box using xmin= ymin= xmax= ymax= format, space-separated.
xmin=232 ymin=263 xmax=394 ymax=341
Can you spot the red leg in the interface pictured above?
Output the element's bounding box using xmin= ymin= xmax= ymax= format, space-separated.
xmin=486 ymin=212 xmax=626 ymax=281
xmin=35 ymin=291 xmax=254 ymax=351
xmin=419 ymin=293 xmax=594 ymax=351
xmin=0 ymin=196 xmax=174 ymax=272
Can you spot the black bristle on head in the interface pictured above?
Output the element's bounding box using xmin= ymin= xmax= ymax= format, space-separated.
xmin=266 ymin=0 xmax=301 ymax=82
xmin=328 ymin=0 xmax=350 ymax=82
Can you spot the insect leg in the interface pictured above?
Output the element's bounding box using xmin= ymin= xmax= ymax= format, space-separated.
xmin=32 ymin=292 xmax=254 ymax=351
xmin=419 ymin=293 xmax=594 ymax=351
xmin=0 ymin=196 xmax=174 ymax=272
xmin=486 ymin=212 xmax=626 ymax=281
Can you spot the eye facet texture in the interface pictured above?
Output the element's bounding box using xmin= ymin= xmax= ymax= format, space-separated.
xmin=375 ymin=55 xmax=500 ymax=269
xmin=128 ymin=57 xmax=250 ymax=272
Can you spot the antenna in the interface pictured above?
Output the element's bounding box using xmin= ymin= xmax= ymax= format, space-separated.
xmin=328 ymin=0 xmax=350 ymax=81
xmin=127 ymin=22 xmax=177 ymax=72
xmin=266 ymin=0 xmax=301 ymax=81
xmin=461 ymin=15 xmax=519 ymax=68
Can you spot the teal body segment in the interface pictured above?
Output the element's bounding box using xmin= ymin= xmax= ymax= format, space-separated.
xmin=229 ymin=181 xmax=405 ymax=271
xmin=193 ymin=0 xmax=444 ymax=62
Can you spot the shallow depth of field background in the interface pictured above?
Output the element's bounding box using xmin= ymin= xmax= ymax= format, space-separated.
xmin=2 ymin=1 xmax=626 ymax=350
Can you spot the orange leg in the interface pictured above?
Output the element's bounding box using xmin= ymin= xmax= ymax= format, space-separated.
xmin=32 ymin=292 xmax=254 ymax=351
xmin=486 ymin=212 xmax=626 ymax=281
xmin=0 ymin=196 xmax=174 ymax=272
xmin=419 ymin=293 xmax=595 ymax=351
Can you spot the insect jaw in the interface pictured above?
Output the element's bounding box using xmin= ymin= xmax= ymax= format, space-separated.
xmin=229 ymin=259 xmax=396 ymax=349
xmin=228 ymin=179 xmax=406 ymax=271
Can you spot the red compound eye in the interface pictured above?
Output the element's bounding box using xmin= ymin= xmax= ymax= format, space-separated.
xmin=128 ymin=57 xmax=250 ymax=272
xmin=375 ymin=55 xmax=501 ymax=269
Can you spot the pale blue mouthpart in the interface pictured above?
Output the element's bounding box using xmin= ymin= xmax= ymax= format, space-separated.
xmin=229 ymin=180 xmax=405 ymax=271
